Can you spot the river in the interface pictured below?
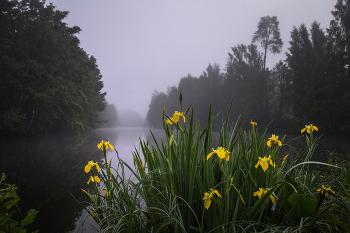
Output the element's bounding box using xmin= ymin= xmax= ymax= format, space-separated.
xmin=0 ymin=127 xmax=348 ymax=232
xmin=0 ymin=127 xmax=164 ymax=233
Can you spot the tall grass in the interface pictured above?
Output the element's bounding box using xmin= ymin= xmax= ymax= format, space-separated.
xmin=78 ymin=92 xmax=350 ymax=232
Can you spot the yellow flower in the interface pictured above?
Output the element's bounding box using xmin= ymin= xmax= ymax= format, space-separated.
xmin=253 ymin=188 xmax=275 ymax=203
xmin=267 ymin=134 xmax=282 ymax=148
xmin=89 ymin=208 xmax=97 ymax=219
xmin=84 ymin=161 xmax=100 ymax=173
xmin=166 ymin=111 xmax=185 ymax=124
xmin=99 ymin=188 xmax=110 ymax=196
xmin=97 ymin=140 xmax=114 ymax=151
xmin=282 ymin=154 xmax=289 ymax=164
xmin=301 ymin=124 xmax=318 ymax=134
xmin=255 ymin=155 xmax=275 ymax=172
xmin=317 ymin=185 xmax=335 ymax=196
xmin=206 ymin=147 xmax=230 ymax=161
xmin=87 ymin=176 xmax=101 ymax=184
xmin=203 ymin=188 xmax=222 ymax=210
xmin=250 ymin=119 xmax=257 ymax=130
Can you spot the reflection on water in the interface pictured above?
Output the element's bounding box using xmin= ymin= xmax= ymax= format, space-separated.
xmin=0 ymin=131 xmax=106 ymax=233
xmin=0 ymin=127 xmax=166 ymax=233
xmin=94 ymin=127 xmax=165 ymax=178
xmin=0 ymin=127 xmax=348 ymax=232
xmin=74 ymin=127 xmax=166 ymax=232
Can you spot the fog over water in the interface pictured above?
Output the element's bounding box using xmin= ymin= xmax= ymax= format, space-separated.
xmin=52 ymin=0 xmax=335 ymax=118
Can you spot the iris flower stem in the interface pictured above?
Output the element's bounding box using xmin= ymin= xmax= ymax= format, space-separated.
xmin=218 ymin=159 xmax=224 ymax=175
xmin=91 ymin=169 xmax=99 ymax=206
xmin=103 ymin=147 xmax=111 ymax=209
xmin=102 ymin=146 xmax=112 ymax=209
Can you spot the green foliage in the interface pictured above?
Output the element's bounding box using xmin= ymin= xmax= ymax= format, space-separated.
xmin=81 ymin=92 xmax=350 ymax=232
xmin=0 ymin=173 xmax=38 ymax=233
xmin=0 ymin=0 xmax=106 ymax=135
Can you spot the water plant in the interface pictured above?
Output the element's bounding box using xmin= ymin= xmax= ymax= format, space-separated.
xmin=78 ymin=92 xmax=350 ymax=232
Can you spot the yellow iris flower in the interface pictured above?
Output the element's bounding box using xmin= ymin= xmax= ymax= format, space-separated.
xmin=267 ymin=134 xmax=282 ymax=148
xmin=206 ymin=147 xmax=230 ymax=161
xmin=250 ymin=119 xmax=257 ymax=130
xmin=87 ymin=176 xmax=101 ymax=184
xmin=166 ymin=111 xmax=185 ymax=124
xmin=317 ymin=185 xmax=335 ymax=196
xmin=99 ymin=188 xmax=110 ymax=196
xmin=301 ymin=124 xmax=318 ymax=134
xmin=97 ymin=140 xmax=114 ymax=151
xmin=203 ymin=188 xmax=222 ymax=210
xmin=84 ymin=160 xmax=100 ymax=173
xmin=253 ymin=188 xmax=275 ymax=203
xmin=255 ymin=155 xmax=275 ymax=172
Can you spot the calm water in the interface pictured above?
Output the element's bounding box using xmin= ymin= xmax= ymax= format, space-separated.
xmin=0 ymin=127 xmax=164 ymax=233
xmin=0 ymin=127 xmax=348 ymax=232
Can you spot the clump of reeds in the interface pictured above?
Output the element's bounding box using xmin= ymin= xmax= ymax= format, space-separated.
xmin=78 ymin=91 xmax=350 ymax=233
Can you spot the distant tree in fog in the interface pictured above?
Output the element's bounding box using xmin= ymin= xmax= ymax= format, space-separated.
xmin=99 ymin=102 xmax=118 ymax=128
xmin=252 ymin=15 xmax=283 ymax=70
xmin=147 ymin=90 xmax=168 ymax=128
xmin=225 ymin=44 xmax=268 ymax=125
xmin=269 ymin=61 xmax=293 ymax=128
xmin=326 ymin=0 xmax=350 ymax=132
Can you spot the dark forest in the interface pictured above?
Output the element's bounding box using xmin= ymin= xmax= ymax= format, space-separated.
xmin=0 ymin=0 xmax=107 ymax=135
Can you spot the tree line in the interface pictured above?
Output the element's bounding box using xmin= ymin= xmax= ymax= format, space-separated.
xmin=147 ymin=0 xmax=350 ymax=136
xmin=0 ymin=0 xmax=108 ymax=135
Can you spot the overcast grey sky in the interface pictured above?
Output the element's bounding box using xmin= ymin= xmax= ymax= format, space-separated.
xmin=52 ymin=0 xmax=336 ymax=118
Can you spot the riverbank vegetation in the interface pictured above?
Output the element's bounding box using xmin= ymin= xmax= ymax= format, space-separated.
xmin=147 ymin=0 xmax=350 ymax=136
xmin=0 ymin=173 xmax=38 ymax=233
xmin=0 ymin=0 xmax=107 ymax=135
xmin=79 ymin=92 xmax=350 ymax=232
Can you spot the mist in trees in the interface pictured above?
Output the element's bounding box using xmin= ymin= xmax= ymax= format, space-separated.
xmin=118 ymin=109 xmax=146 ymax=127
xmin=0 ymin=0 xmax=106 ymax=135
xmin=147 ymin=0 xmax=350 ymax=135
xmin=147 ymin=64 xmax=228 ymax=130
xmin=98 ymin=102 xmax=118 ymax=128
